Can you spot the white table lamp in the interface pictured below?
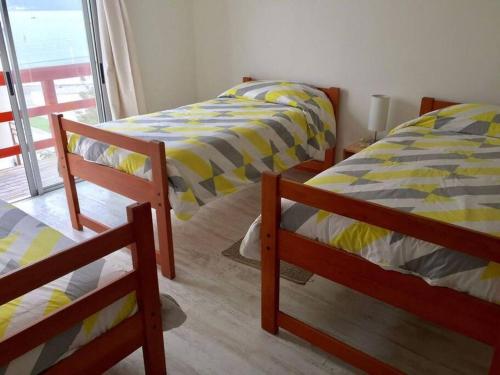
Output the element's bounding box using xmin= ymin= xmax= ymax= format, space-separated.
xmin=368 ymin=94 xmax=390 ymax=143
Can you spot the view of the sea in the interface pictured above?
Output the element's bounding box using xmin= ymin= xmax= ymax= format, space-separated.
xmin=0 ymin=8 xmax=96 ymax=171
xmin=9 ymin=10 xmax=89 ymax=69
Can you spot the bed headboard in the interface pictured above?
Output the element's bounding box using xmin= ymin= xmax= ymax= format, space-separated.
xmin=242 ymin=77 xmax=340 ymax=123
xmin=419 ymin=97 xmax=459 ymax=116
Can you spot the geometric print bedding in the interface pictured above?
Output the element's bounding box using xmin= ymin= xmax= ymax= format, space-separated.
xmin=67 ymin=80 xmax=336 ymax=220
xmin=241 ymin=103 xmax=500 ymax=304
xmin=0 ymin=199 xmax=136 ymax=375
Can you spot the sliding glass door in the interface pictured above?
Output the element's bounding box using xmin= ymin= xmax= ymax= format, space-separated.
xmin=0 ymin=0 xmax=108 ymax=201
xmin=0 ymin=22 xmax=34 ymax=201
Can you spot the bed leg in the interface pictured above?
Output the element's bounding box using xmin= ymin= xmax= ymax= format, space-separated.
xmin=50 ymin=113 xmax=82 ymax=231
xmin=128 ymin=203 xmax=167 ymax=375
xmin=261 ymin=172 xmax=281 ymax=334
xmin=490 ymin=344 xmax=500 ymax=374
xmin=150 ymin=141 xmax=176 ymax=279
xmin=323 ymin=147 xmax=335 ymax=169
xmin=61 ymin=170 xmax=82 ymax=231
xmin=156 ymin=206 xmax=176 ymax=279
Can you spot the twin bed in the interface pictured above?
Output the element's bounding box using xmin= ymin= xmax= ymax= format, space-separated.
xmin=51 ymin=78 xmax=340 ymax=279
xmin=0 ymin=199 xmax=184 ymax=374
xmin=45 ymin=77 xmax=500 ymax=372
xmin=241 ymin=99 xmax=500 ymax=373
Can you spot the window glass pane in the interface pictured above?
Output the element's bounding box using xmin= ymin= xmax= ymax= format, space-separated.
xmin=7 ymin=0 xmax=99 ymax=189
xmin=0 ymin=58 xmax=29 ymax=201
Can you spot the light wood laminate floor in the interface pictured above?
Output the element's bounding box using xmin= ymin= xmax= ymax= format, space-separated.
xmin=14 ymin=171 xmax=491 ymax=375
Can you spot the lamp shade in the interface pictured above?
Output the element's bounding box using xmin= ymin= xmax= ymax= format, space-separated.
xmin=368 ymin=95 xmax=390 ymax=132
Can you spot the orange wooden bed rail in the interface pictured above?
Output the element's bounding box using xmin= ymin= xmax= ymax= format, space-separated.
xmin=0 ymin=202 xmax=167 ymax=374
xmin=50 ymin=78 xmax=341 ymax=280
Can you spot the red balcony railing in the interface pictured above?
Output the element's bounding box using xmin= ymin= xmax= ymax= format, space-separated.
xmin=0 ymin=63 xmax=96 ymax=159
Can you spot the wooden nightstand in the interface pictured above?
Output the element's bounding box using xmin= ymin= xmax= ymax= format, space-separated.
xmin=343 ymin=141 xmax=370 ymax=160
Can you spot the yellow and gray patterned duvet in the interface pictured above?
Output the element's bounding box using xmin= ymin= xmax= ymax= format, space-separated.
xmin=0 ymin=200 xmax=183 ymax=374
xmin=68 ymin=81 xmax=336 ymax=220
xmin=241 ymin=103 xmax=500 ymax=304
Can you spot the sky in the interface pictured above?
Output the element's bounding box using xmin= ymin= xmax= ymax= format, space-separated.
xmin=8 ymin=0 xmax=81 ymax=11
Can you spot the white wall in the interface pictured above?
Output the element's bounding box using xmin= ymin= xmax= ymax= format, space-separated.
xmin=192 ymin=0 xmax=500 ymax=156
xmin=124 ymin=0 xmax=197 ymax=112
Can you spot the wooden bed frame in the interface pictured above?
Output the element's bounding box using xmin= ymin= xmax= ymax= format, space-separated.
xmin=260 ymin=98 xmax=500 ymax=374
xmin=51 ymin=78 xmax=341 ymax=280
xmin=0 ymin=202 xmax=166 ymax=374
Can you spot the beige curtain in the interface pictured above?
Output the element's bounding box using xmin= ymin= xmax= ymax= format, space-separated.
xmin=97 ymin=0 xmax=146 ymax=119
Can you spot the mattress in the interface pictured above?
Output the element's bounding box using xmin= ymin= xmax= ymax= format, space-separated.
xmin=67 ymin=80 xmax=336 ymax=220
xmin=241 ymin=103 xmax=500 ymax=304
xmin=0 ymin=200 xmax=184 ymax=375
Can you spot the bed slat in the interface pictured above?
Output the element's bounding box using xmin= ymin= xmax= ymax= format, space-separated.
xmin=44 ymin=314 xmax=143 ymax=375
xmin=78 ymin=213 xmax=110 ymax=233
xmin=61 ymin=117 xmax=153 ymax=155
xmin=278 ymin=312 xmax=403 ymax=375
xmin=0 ymin=272 xmax=137 ymax=363
xmin=279 ymin=229 xmax=500 ymax=346
xmin=279 ymin=178 xmax=500 ymax=263
xmin=0 ymin=223 xmax=134 ymax=305
xmin=67 ymin=153 xmax=158 ymax=205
